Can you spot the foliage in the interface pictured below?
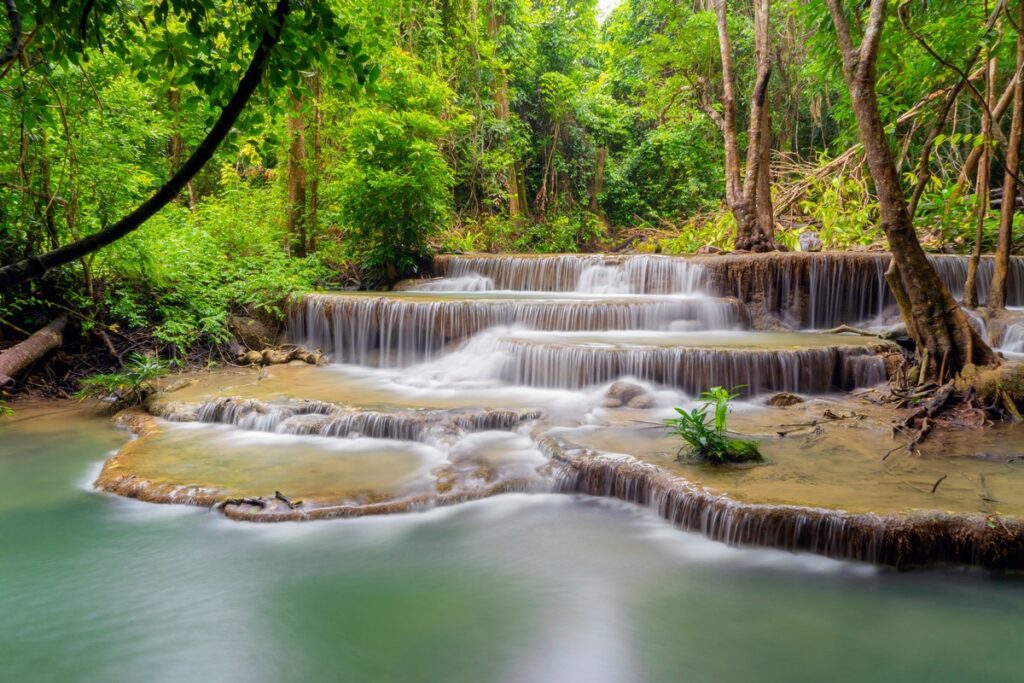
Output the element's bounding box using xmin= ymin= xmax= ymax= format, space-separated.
xmin=332 ymin=49 xmax=455 ymax=285
xmin=665 ymin=386 xmax=763 ymax=465
xmin=0 ymin=0 xmax=1019 ymax=378
xmin=75 ymin=354 xmax=169 ymax=410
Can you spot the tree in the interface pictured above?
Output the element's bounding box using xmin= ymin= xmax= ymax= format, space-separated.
xmin=0 ymin=0 xmax=372 ymax=290
xmin=823 ymin=0 xmax=997 ymax=379
xmin=990 ymin=0 xmax=1024 ymax=311
xmin=715 ymin=0 xmax=774 ymax=251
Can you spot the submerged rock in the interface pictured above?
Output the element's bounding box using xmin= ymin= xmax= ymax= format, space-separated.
xmin=766 ymin=392 xmax=804 ymax=407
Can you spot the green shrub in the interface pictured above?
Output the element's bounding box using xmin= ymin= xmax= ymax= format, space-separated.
xmin=666 ymin=386 xmax=763 ymax=464
xmin=75 ymin=353 xmax=169 ymax=410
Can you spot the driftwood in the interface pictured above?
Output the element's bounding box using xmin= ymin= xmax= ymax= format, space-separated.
xmin=0 ymin=315 xmax=67 ymax=387
xmin=275 ymin=490 xmax=302 ymax=509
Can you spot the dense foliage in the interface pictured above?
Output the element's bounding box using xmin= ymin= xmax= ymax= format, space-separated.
xmin=1 ymin=0 xmax=1020 ymax=374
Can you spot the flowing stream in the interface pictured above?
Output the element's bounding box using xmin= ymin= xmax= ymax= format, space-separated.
xmin=3 ymin=403 xmax=1024 ymax=682
xmin=7 ymin=252 xmax=1024 ymax=678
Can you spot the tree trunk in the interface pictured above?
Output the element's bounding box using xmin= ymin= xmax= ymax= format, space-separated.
xmin=589 ymin=146 xmax=607 ymax=217
xmin=307 ymin=71 xmax=322 ymax=253
xmin=0 ymin=0 xmax=292 ymax=290
xmin=0 ymin=316 xmax=66 ymax=387
xmin=824 ymin=0 xmax=996 ymax=376
xmin=965 ymin=54 xmax=996 ymax=308
xmin=717 ymin=0 xmax=775 ymax=252
xmin=990 ymin=1 xmax=1024 ymax=311
xmin=286 ymin=94 xmax=307 ymax=257
xmin=754 ymin=104 xmax=774 ymax=242
xmin=715 ymin=0 xmax=742 ymax=210
xmin=168 ymin=87 xmax=197 ymax=207
xmin=488 ymin=3 xmax=520 ymax=219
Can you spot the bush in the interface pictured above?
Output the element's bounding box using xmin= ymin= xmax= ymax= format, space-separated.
xmin=665 ymin=386 xmax=763 ymax=464
xmin=75 ymin=353 xmax=169 ymax=410
xmin=93 ymin=167 xmax=328 ymax=357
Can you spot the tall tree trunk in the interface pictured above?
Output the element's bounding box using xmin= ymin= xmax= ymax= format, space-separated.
xmin=824 ymin=0 xmax=996 ymax=377
xmin=990 ymin=1 xmax=1024 ymax=311
xmin=965 ymin=53 xmax=996 ymax=308
xmin=168 ymin=87 xmax=197 ymax=207
xmin=286 ymin=94 xmax=307 ymax=257
xmin=755 ymin=104 xmax=774 ymax=242
xmin=589 ymin=146 xmax=607 ymax=218
xmin=488 ymin=2 xmax=521 ymax=219
xmin=308 ymin=72 xmax=322 ymax=253
xmin=716 ymin=0 xmax=775 ymax=251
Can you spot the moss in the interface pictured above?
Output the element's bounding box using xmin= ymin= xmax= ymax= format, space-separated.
xmin=680 ymin=437 xmax=764 ymax=465
xmin=724 ymin=438 xmax=764 ymax=463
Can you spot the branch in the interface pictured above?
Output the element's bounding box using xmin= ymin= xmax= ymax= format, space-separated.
xmin=0 ymin=0 xmax=21 ymax=67
xmin=857 ymin=0 xmax=888 ymax=84
xmin=0 ymin=0 xmax=292 ymax=290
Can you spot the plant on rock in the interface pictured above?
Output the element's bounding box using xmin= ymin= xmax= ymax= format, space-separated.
xmin=666 ymin=386 xmax=763 ymax=464
xmin=75 ymin=354 xmax=169 ymax=411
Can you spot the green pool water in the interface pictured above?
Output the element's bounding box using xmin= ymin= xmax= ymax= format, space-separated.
xmin=3 ymin=403 xmax=1024 ymax=683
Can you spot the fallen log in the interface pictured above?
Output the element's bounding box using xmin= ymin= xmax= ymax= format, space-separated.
xmin=0 ymin=315 xmax=67 ymax=387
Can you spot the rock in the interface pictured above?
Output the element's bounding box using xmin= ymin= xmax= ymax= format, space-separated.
xmin=797 ymin=231 xmax=823 ymax=252
xmin=261 ymin=348 xmax=295 ymax=365
xmin=697 ymin=245 xmax=724 ymax=255
xmin=605 ymin=381 xmax=647 ymax=405
xmin=766 ymin=392 xmax=804 ymax=407
xmin=240 ymin=350 xmax=263 ymax=365
xmin=228 ymin=316 xmax=277 ymax=350
xmin=601 ymin=398 xmax=623 ymax=409
xmin=627 ymin=395 xmax=656 ymax=409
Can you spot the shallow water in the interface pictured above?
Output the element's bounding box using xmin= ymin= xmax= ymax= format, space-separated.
xmin=4 ymin=403 xmax=1024 ymax=682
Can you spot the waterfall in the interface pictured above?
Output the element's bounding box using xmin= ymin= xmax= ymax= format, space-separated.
xmin=543 ymin=441 xmax=1024 ymax=571
xmin=437 ymin=254 xmax=710 ymax=294
xmin=154 ymin=397 xmax=541 ymax=441
xmin=289 ymin=293 xmax=746 ymax=365
xmin=497 ymin=338 xmax=887 ymax=394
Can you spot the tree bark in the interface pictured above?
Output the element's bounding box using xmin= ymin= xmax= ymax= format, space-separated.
xmin=488 ymin=3 xmax=521 ymax=219
xmin=589 ymin=146 xmax=607 ymax=217
xmin=824 ymin=0 xmax=996 ymax=375
xmin=716 ymin=0 xmax=775 ymax=251
xmin=990 ymin=0 xmax=1024 ymax=311
xmin=0 ymin=0 xmax=292 ymax=290
xmin=0 ymin=316 xmax=66 ymax=387
xmin=966 ymin=54 xmax=996 ymax=308
xmin=286 ymin=94 xmax=307 ymax=257
xmin=308 ymin=71 xmax=322 ymax=252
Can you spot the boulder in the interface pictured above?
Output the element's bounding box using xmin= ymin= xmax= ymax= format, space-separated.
xmin=605 ymin=381 xmax=647 ymax=405
xmin=627 ymin=394 xmax=656 ymax=409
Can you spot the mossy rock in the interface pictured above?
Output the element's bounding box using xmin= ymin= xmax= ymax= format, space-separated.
xmin=679 ymin=438 xmax=764 ymax=465
xmin=723 ymin=438 xmax=764 ymax=463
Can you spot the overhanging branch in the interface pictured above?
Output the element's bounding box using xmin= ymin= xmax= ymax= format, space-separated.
xmin=0 ymin=0 xmax=292 ymax=290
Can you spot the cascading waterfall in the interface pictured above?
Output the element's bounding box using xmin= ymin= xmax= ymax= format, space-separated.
xmin=436 ymin=253 xmax=710 ymax=294
xmin=154 ymin=397 xmax=541 ymax=441
xmin=101 ymin=250 xmax=1024 ymax=568
xmin=497 ymin=338 xmax=888 ymax=394
xmin=289 ymin=293 xmax=745 ymax=365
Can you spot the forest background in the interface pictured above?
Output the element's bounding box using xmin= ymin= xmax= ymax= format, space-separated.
xmin=0 ymin=0 xmax=1014 ymax=381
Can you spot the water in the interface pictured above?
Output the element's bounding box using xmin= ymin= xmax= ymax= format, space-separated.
xmin=4 ymin=404 xmax=1024 ymax=682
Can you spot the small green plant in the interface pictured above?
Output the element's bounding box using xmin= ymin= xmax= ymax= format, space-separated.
xmin=75 ymin=354 xmax=169 ymax=410
xmin=0 ymin=400 xmax=12 ymax=418
xmin=665 ymin=386 xmax=763 ymax=464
